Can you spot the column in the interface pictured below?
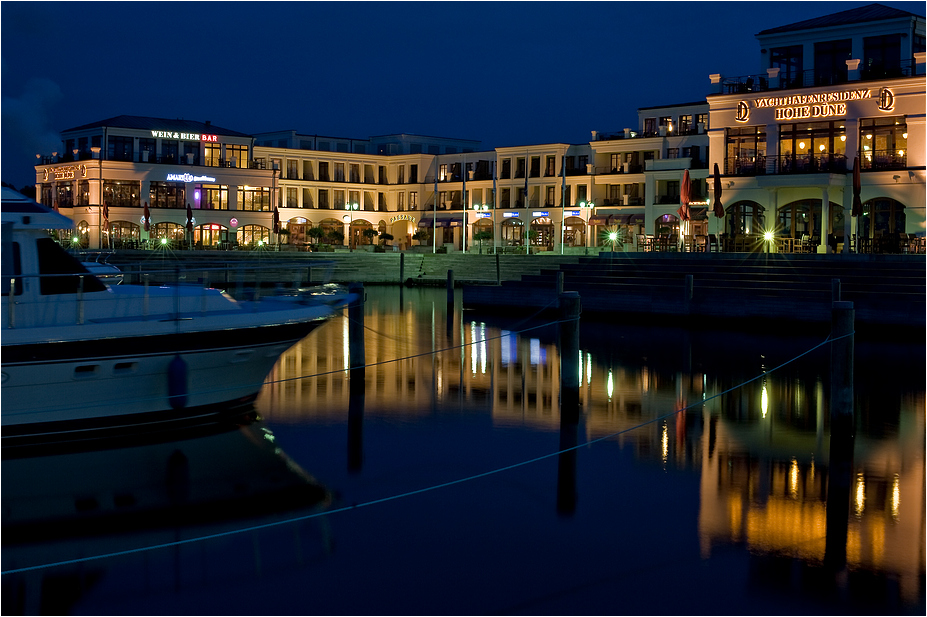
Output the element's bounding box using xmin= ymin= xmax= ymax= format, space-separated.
xmin=644 ymin=175 xmax=656 ymax=235
xmin=768 ymin=188 xmax=778 ymax=251
xmin=818 ymin=187 xmax=830 ymax=254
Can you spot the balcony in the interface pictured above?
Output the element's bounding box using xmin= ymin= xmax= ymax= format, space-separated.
xmin=719 ymin=59 xmax=916 ymax=94
xmin=725 ymin=156 xmax=767 ymax=176
xmin=861 ymin=150 xmax=907 ymax=171
xmin=774 ymin=153 xmax=848 ymax=174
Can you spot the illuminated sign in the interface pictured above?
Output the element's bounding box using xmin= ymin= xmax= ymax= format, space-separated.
xmin=229 ymin=218 xmax=239 ymax=228
xmin=44 ymin=165 xmax=87 ymax=181
xmin=503 ymin=212 xmax=519 ymax=218
xmin=389 ymin=214 xmax=416 ymax=223
xmin=476 ymin=212 xmax=491 ymax=218
xmin=532 ymin=211 xmax=549 ymax=217
xmin=566 ymin=210 xmax=580 ymax=216
xmin=744 ymin=88 xmax=881 ymax=122
xmin=166 ymin=173 xmax=216 ymax=182
xmin=151 ymin=130 xmax=219 ymax=142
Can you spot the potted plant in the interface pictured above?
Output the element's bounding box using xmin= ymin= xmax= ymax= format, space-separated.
xmin=327 ymin=229 xmax=345 ymax=248
xmin=525 ymin=229 xmax=538 ymax=253
xmin=307 ymin=226 xmax=325 ymax=251
xmin=473 ymin=230 xmax=493 ymax=254
xmin=412 ymin=230 xmax=430 ymax=246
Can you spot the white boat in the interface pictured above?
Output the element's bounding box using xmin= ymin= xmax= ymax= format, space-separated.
xmin=1 ymin=188 xmax=353 ymax=444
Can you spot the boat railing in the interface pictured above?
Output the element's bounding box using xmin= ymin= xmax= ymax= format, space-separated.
xmin=4 ymin=260 xmax=341 ymax=328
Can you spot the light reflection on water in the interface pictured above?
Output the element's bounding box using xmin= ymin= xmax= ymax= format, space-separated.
xmin=2 ymin=286 xmax=923 ymax=615
xmin=258 ymin=286 xmax=925 ymax=611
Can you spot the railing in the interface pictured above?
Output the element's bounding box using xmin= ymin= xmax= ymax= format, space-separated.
xmin=774 ymin=153 xmax=847 ymax=174
xmin=720 ymin=60 xmax=916 ymax=94
xmin=725 ymin=156 xmax=767 ymax=176
xmin=860 ymin=150 xmax=907 ymax=171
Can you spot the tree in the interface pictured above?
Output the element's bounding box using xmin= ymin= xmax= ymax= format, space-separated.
xmin=307 ymin=226 xmax=325 ymax=246
xmin=473 ymin=230 xmax=493 ymax=254
xmin=412 ymin=230 xmax=430 ymax=245
xmin=361 ymin=227 xmax=379 ymax=245
xmin=379 ymin=232 xmax=394 ymax=246
xmin=327 ymin=229 xmax=345 ymax=245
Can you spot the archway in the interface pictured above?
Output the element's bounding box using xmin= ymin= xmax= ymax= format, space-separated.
xmin=110 ymin=221 xmax=140 ymax=249
xmin=725 ymin=201 xmax=765 ymax=236
xmin=563 ymin=216 xmax=586 ymax=247
xmin=778 ymin=199 xmax=845 ymax=245
xmin=472 ymin=218 xmax=494 ymax=253
xmin=531 ymin=216 xmax=554 ymax=251
xmin=199 ymin=224 xmax=231 ymax=247
xmin=151 ymin=222 xmax=185 ymax=248
xmin=502 ymin=218 xmax=524 ymax=247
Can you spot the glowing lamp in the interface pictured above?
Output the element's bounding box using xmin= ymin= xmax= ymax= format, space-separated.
xmin=161 ymin=238 xmax=168 ymax=245
xmin=763 ymin=230 xmax=774 ymax=241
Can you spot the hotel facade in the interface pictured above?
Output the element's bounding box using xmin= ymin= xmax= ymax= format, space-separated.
xmin=34 ymin=4 xmax=925 ymax=254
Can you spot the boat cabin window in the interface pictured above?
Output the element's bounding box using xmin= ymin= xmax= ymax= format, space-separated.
xmin=1 ymin=239 xmax=23 ymax=296
xmin=35 ymin=238 xmax=107 ymax=295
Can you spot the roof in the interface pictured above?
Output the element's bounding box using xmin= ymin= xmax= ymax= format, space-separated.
xmin=62 ymin=115 xmax=252 ymax=138
xmin=638 ymin=101 xmax=709 ymax=111
xmin=1 ymin=188 xmax=73 ymax=229
xmin=757 ymin=3 xmax=923 ymax=36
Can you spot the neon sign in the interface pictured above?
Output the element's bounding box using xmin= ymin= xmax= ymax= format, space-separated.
xmin=532 ymin=211 xmax=549 ymax=217
xmin=151 ymin=130 xmax=219 ymax=142
xmin=503 ymin=212 xmax=519 ymax=218
xmin=389 ymin=214 xmax=416 ymax=223
xmin=476 ymin=212 xmax=491 ymax=218
xmin=166 ymin=173 xmax=216 ymax=182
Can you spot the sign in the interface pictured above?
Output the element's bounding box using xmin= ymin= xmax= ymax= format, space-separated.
xmin=476 ymin=212 xmax=491 ymax=219
xmin=166 ymin=173 xmax=216 ymax=182
xmin=503 ymin=212 xmax=519 ymax=218
xmin=44 ymin=165 xmax=87 ymax=181
xmin=151 ymin=130 xmax=219 ymax=142
xmin=740 ymin=87 xmax=886 ymax=122
xmin=389 ymin=214 xmax=416 ymax=223
xmin=566 ymin=210 xmax=580 ymax=216
xmin=532 ymin=211 xmax=549 ymax=217
xmin=229 ymin=218 xmax=239 ymax=228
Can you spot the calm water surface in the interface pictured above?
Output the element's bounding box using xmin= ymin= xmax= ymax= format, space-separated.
xmin=3 ymin=286 xmax=924 ymax=615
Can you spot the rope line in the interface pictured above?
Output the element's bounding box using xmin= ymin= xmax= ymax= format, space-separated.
xmin=1 ymin=330 xmax=847 ymax=576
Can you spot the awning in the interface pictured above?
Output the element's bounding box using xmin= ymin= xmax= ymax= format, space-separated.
xmin=610 ymin=214 xmax=631 ymax=225
xmin=691 ymin=207 xmax=708 ymax=221
xmin=588 ymin=215 xmax=609 ymax=225
xmin=418 ymin=219 xmax=433 ymax=227
xmin=629 ymin=213 xmax=645 ymax=225
xmin=443 ymin=216 xmax=464 ymax=228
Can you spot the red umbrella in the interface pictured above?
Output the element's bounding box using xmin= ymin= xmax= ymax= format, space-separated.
xmin=52 ymin=200 xmax=60 ymax=214
xmin=677 ymin=169 xmax=691 ymax=222
xmin=851 ymin=157 xmax=862 ymax=217
xmin=102 ymin=201 xmax=110 ymax=231
xmin=185 ymin=202 xmax=194 ymax=233
xmin=712 ymin=163 xmax=724 ymax=218
xmin=143 ymin=201 xmax=151 ymax=232
xmin=273 ymin=206 xmax=280 ymax=234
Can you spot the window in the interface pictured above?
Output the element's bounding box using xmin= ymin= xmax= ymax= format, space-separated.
xmin=544 ymin=156 xmax=555 ymax=177
xmin=770 ymin=45 xmax=803 ymax=88
xmin=577 ymin=185 xmax=588 ymax=205
xmin=36 ymin=238 xmax=106 ymax=295
xmin=679 ymin=115 xmax=693 ymax=134
xmin=334 ymin=190 xmax=345 ymax=209
xmin=409 ymin=165 xmax=418 ymax=183
xmin=578 ymin=155 xmax=588 ymax=170
xmin=319 ymin=189 xmax=330 ymax=209
xmin=440 ymin=164 xmax=448 ymax=181
xmin=287 ymin=160 xmax=299 ymax=179
xmin=55 ymin=184 xmax=73 ymax=208
xmin=139 ymin=138 xmax=156 ymax=162
xmin=349 ymin=190 xmax=360 ymax=209
xmin=530 ymin=156 xmax=540 ymax=177
xmin=205 ymin=143 xmax=221 ymax=167
xmin=397 ymin=192 xmax=405 ymax=211
xmin=102 ymin=180 xmax=140 ymax=207
xmin=860 ymin=116 xmax=907 ymax=170
xmin=696 ymin=113 xmax=708 ymax=127
xmin=1 ymin=240 xmax=22 ymax=296
xmin=183 ymin=142 xmax=198 ymax=165
xmin=644 ymin=118 xmax=657 ymax=135
xmin=409 ymin=192 xmax=417 ymax=209
xmin=545 ymin=186 xmax=555 ymax=207
xmin=667 ymin=148 xmax=679 ymax=159
xmin=610 ymin=154 xmax=621 ymax=172
xmin=78 ymin=180 xmax=90 ymax=206
xmin=501 ymin=188 xmax=511 ymax=208
xmin=814 ymin=39 xmax=851 ymax=85
xmin=658 ymin=116 xmax=672 ymax=128
xmin=200 ymin=185 xmax=229 ymax=210
xmin=161 ymin=140 xmax=178 ymax=164
xmin=286 ymin=187 xmax=298 ymax=208
xmin=334 ymin=163 xmax=345 ymax=182
xmin=303 ymin=160 xmax=314 ymax=180
xmin=107 ymin=136 xmax=133 ymax=162
xmin=302 ymin=187 xmax=314 ymax=208
xmin=350 ymin=164 xmax=360 ymax=183
xmin=515 ymin=158 xmax=526 ymax=179
xmin=863 ymin=34 xmax=902 ymax=79
xmin=727 ymin=126 xmax=767 ymax=175
xmin=149 ymin=181 xmax=185 ymax=209
xmin=410 ymin=143 xmax=422 ymax=154
xmin=398 ymin=165 xmax=405 ymax=184
xmin=779 ymin=121 xmax=846 ymax=173
xmin=319 ymin=161 xmax=330 ymax=182
xmin=226 ymin=144 xmax=247 ymax=167
xmin=501 ymin=159 xmax=511 ymax=179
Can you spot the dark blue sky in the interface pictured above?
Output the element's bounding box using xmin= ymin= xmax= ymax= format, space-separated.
xmin=2 ymin=1 xmax=922 ymax=188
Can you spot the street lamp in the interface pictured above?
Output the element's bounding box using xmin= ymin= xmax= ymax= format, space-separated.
xmin=343 ymin=202 xmax=359 ymax=250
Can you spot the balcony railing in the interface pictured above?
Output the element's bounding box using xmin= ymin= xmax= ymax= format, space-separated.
xmin=720 ymin=59 xmax=916 ymax=94
xmin=861 ymin=150 xmax=907 ymax=171
xmin=775 ymin=153 xmax=847 ymax=174
xmin=725 ymin=156 xmax=767 ymax=176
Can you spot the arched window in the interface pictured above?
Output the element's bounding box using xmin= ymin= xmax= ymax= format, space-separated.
xmin=74 ymin=220 xmax=91 ymax=248
xmin=655 ymin=213 xmax=680 ymax=236
xmin=778 ymin=200 xmax=845 ymax=240
xmin=237 ymin=225 xmax=268 ymax=247
xmin=151 ymin=222 xmax=185 ymax=247
xmin=726 ymin=201 xmax=765 ymax=235
xmin=563 ymin=216 xmax=585 ymax=247
xmin=110 ymin=221 xmax=140 ymax=249
xmin=502 ymin=219 xmax=524 ymax=245
xmin=860 ymin=198 xmax=905 ymax=237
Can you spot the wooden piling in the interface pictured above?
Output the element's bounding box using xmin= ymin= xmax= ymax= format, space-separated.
xmin=348 ymin=282 xmax=366 ymax=473
xmin=447 ymin=269 xmax=454 ymax=306
xmin=557 ymin=291 xmax=581 ymax=516
xmin=830 ymin=300 xmax=854 ymax=437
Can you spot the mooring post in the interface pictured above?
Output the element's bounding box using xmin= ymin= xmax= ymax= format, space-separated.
xmin=830 ymin=300 xmax=854 ymax=437
xmin=557 ymin=291 xmax=581 ymax=516
xmin=347 ymin=282 xmax=366 ymax=473
xmin=556 ymin=271 xmax=564 ymax=296
xmin=832 ymin=278 xmax=841 ymax=302
xmin=495 ymin=253 xmax=501 ymax=285
xmin=399 ymin=252 xmax=405 ymax=285
xmin=447 ymin=269 xmax=454 ymax=307
xmin=684 ymin=274 xmax=694 ymax=313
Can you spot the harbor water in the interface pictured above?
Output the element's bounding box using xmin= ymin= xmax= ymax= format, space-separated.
xmin=2 ymin=286 xmax=924 ymax=615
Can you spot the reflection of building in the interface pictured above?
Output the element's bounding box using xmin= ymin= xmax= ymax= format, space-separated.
xmin=34 ymin=4 xmax=924 ymax=254
xmin=708 ymin=4 xmax=926 ymax=253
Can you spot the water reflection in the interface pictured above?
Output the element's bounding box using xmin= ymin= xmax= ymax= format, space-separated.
xmin=1 ymin=417 xmax=332 ymax=615
xmin=258 ymin=286 xmax=925 ymax=608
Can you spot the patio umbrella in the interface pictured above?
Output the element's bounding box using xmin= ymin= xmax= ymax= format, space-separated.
xmin=52 ymin=200 xmax=59 ymax=214
xmin=185 ymin=202 xmax=194 ymax=233
xmin=273 ymin=205 xmax=280 ymax=234
xmin=851 ymin=157 xmax=862 ymax=217
xmin=143 ymin=201 xmax=151 ymax=232
xmin=676 ymin=169 xmax=691 ymax=222
xmin=712 ymin=163 xmax=724 ymax=218
xmin=102 ymin=201 xmax=109 ymax=231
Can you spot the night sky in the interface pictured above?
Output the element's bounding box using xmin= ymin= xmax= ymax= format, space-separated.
xmin=1 ymin=1 xmax=923 ymax=189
